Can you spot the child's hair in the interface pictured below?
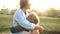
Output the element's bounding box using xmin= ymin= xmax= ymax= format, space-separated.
xmin=26 ymin=12 xmax=40 ymax=24
xmin=26 ymin=12 xmax=40 ymax=34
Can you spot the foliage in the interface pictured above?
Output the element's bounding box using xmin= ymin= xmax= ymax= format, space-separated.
xmin=31 ymin=9 xmax=42 ymax=16
xmin=45 ymin=8 xmax=58 ymax=17
xmin=0 ymin=11 xmax=3 ymax=14
xmin=10 ymin=9 xmax=17 ymax=15
xmin=0 ymin=6 xmax=9 ymax=14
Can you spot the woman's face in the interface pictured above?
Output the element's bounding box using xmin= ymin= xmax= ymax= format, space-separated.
xmin=26 ymin=1 xmax=31 ymax=9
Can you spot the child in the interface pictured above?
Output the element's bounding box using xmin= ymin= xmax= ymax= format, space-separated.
xmin=26 ymin=11 xmax=40 ymax=34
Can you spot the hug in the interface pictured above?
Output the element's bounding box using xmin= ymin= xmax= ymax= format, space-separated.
xmin=10 ymin=0 xmax=44 ymax=34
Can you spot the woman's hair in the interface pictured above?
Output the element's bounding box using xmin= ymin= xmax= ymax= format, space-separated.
xmin=20 ymin=0 xmax=28 ymax=9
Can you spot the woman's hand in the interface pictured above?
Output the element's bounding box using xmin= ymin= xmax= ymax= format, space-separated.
xmin=30 ymin=30 xmax=38 ymax=34
xmin=34 ymin=25 xmax=44 ymax=32
xmin=39 ymin=26 xmax=44 ymax=32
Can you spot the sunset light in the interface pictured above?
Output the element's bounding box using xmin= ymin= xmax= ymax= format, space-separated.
xmin=0 ymin=0 xmax=60 ymax=12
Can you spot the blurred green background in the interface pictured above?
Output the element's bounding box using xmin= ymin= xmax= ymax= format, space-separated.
xmin=0 ymin=14 xmax=60 ymax=34
xmin=0 ymin=0 xmax=60 ymax=34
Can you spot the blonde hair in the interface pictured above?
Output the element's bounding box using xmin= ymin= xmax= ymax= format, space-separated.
xmin=26 ymin=12 xmax=40 ymax=24
xmin=26 ymin=12 xmax=40 ymax=34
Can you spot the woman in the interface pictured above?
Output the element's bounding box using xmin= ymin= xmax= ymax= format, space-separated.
xmin=10 ymin=0 xmax=44 ymax=34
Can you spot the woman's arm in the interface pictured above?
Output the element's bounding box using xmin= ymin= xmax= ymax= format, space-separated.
xmin=14 ymin=10 xmax=44 ymax=31
xmin=14 ymin=10 xmax=35 ymax=30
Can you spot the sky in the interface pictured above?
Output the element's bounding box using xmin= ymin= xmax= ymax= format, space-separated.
xmin=0 ymin=0 xmax=60 ymax=12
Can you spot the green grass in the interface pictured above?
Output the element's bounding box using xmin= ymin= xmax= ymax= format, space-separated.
xmin=39 ymin=16 xmax=60 ymax=31
xmin=39 ymin=16 xmax=60 ymax=34
xmin=0 ymin=14 xmax=60 ymax=34
xmin=0 ymin=14 xmax=13 ymax=32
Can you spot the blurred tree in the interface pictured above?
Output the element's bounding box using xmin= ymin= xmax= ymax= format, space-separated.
xmin=45 ymin=8 xmax=58 ymax=17
xmin=1 ymin=6 xmax=9 ymax=14
xmin=10 ymin=9 xmax=17 ymax=15
xmin=0 ymin=10 xmax=2 ymax=14
xmin=31 ymin=9 xmax=42 ymax=16
xmin=57 ymin=9 xmax=60 ymax=17
xmin=57 ymin=10 xmax=60 ymax=15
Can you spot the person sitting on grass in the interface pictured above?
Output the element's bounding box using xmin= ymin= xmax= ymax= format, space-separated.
xmin=10 ymin=0 xmax=44 ymax=34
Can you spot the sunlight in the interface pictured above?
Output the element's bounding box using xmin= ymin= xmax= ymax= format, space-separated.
xmin=0 ymin=0 xmax=60 ymax=12
xmin=30 ymin=0 xmax=60 ymax=12
xmin=0 ymin=0 xmax=19 ymax=10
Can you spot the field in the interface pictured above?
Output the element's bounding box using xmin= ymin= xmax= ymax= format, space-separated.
xmin=0 ymin=14 xmax=60 ymax=34
xmin=39 ymin=16 xmax=60 ymax=34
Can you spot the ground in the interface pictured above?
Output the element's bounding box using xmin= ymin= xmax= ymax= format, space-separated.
xmin=0 ymin=14 xmax=60 ymax=34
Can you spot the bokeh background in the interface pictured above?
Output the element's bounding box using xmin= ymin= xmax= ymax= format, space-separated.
xmin=0 ymin=0 xmax=60 ymax=34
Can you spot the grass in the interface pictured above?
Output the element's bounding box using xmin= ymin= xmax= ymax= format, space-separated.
xmin=0 ymin=14 xmax=60 ymax=34
xmin=0 ymin=14 xmax=13 ymax=33
xmin=39 ymin=16 xmax=60 ymax=31
xmin=39 ymin=16 xmax=60 ymax=34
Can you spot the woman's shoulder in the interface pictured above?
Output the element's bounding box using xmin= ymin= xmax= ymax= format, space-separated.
xmin=16 ymin=9 xmax=22 ymax=13
xmin=13 ymin=9 xmax=23 ymax=18
xmin=14 ymin=9 xmax=22 ymax=14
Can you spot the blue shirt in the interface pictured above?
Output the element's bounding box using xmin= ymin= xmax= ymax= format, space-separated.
xmin=11 ymin=9 xmax=35 ymax=34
